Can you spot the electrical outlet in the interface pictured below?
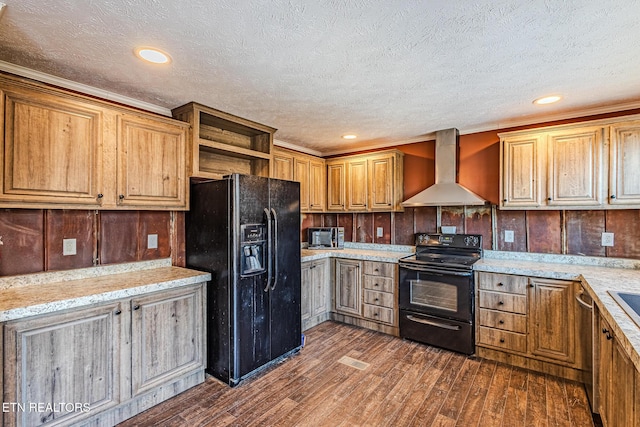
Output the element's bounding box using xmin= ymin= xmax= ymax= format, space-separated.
xmin=601 ymin=232 xmax=614 ymax=247
xmin=504 ymin=230 xmax=514 ymax=243
xmin=148 ymin=234 xmax=158 ymax=249
xmin=376 ymin=227 xmax=383 ymax=238
xmin=63 ymin=238 xmax=76 ymax=256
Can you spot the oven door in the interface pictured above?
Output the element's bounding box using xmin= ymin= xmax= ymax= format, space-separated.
xmin=398 ymin=263 xmax=474 ymax=322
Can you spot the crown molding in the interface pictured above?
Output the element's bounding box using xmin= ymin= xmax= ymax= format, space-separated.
xmin=0 ymin=60 xmax=172 ymax=116
xmin=273 ymin=139 xmax=324 ymax=157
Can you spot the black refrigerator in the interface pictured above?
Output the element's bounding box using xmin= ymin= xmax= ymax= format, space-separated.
xmin=186 ymin=174 xmax=302 ymax=386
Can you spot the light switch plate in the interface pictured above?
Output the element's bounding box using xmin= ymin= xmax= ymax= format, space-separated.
xmin=147 ymin=234 xmax=158 ymax=249
xmin=601 ymin=232 xmax=614 ymax=247
xmin=376 ymin=227 xmax=383 ymax=237
xmin=63 ymin=238 xmax=77 ymax=256
xmin=504 ymin=230 xmax=514 ymax=243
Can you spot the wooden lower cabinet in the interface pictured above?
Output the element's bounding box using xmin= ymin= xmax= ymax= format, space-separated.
xmin=301 ymin=259 xmax=330 ymax=331
xmin=476 ymin=272 xmax=588 ymax=382
xmin=597 ymin=312 xmax=637 ymax=427
xmin=2 ymin=283 xmax=205 ymax=427
xmin=332 ymin=259 xmax=398 ymax=335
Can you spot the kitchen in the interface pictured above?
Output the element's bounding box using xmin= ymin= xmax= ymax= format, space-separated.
xmin=1 ymin=1 xmax=640 ymax=426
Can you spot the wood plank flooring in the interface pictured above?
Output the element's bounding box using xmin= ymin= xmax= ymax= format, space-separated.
xmin=118 ymin=321 xmax=595 ymax=427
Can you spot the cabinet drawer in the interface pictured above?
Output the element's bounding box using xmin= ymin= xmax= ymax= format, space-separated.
xmin=478 ymin=308 xmax=527 ymax=333
xmin=363 ymin=261 xmax=395 ymax=278
xmin=479 ymin=290 xmax=527 ymax=314
xmin=478 ymin=326 xmax=527 ymax=353
xmin=363 ymin=289 xmax=394 ymax=308
xmin=363 ymin=275 xmax=394 ymax=293
xmin=363 ymin=304 xmax=394 ymax=324
xmin=477 ymin=272 xmax=527 ymax=295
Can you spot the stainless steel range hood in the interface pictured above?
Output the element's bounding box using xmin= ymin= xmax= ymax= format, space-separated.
xmin=402 ymin=128 xmax=486 ymax=207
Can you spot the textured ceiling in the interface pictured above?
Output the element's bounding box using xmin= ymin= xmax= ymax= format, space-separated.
xmin=0 ymin=0 xmax=639 ymax=155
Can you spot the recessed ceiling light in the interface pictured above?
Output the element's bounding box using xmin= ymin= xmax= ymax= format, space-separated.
xmin=533 ymin=95 xmax=562 ymax=105
xmin=135 ymin=47 xmax=171 ymax=64
xmin=342 ymin=134 xmax=357 ymax=140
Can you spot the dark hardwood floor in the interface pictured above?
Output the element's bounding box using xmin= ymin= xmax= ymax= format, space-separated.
xmin=118 ymin=321 xmax=595 ymax=426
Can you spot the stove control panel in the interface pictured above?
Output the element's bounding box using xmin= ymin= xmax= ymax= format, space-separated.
xmin=414 ymin=233 xmax=482 ymax=249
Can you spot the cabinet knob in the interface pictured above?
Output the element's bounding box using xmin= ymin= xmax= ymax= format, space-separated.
xmin=498 ymin=301 xmax=504 ymax=305
xmin=502 ymin=199 xmax=507 ymax=202
xmin=499 ymin=338 xmax=505 ymax=343
xmin=499 ymin=320 xmax=504 ymax=324
xmin=547 ymin=197 xmax=552 ymax=201
xmin=611 ymin=195 xmax=616 ymax=199
xmin=97 ymin=193 xmax=103 ymax=199
xmin=606 ymin=333 xmax=613 ymax=340
xmin=529 ymin=284 xmax=534 ymax=288
xmin=374 ymin=298 xmax=379 ymax=302
xmin=133 ymin=304 xmax=141 ymax=310
xmin=373 ymin=313 xmax=378 ymax=317
xmin=114 ymin=309 xmax=121 ymax=315
xmin=374 ymin=268 xmax=379 ymax=272
xmin=497 ymin=282 xmax=504 ymax=287
xmin=119 ymin=194 xmax=125 ymax=200
xmin=602 ymin=328 xmax=609 ymax=334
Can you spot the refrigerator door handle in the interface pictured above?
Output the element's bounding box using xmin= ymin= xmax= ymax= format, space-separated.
xmin=270 ymin=208 xmax=278 ymax=291
xmin=263 ymin=208 xmax=272 ymax=292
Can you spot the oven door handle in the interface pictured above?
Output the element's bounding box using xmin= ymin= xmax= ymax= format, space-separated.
xmin=406 ymin=315 xmax=462 ymax=331
xmin=399 ymin=264 xmax=472 ymax=277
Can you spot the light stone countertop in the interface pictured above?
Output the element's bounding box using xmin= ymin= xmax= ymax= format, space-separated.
xmin=476 ymin=251 xmax=640 ymax=374
xmin=301 ymin=242 xmax=414 ymax=263
xmin=0 ymin=259 xmax=211 ymax=322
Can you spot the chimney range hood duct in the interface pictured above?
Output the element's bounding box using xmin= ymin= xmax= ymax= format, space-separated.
xmin=402 ymin=128 xmax=486 ymax=207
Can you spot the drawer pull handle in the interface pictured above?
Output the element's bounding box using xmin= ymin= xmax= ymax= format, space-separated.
xmin=406 ymin=315 xmax=461 ymax=331
xmin=373 ymin=313 xmax=378 ymax=316
xmin=499 ymin=320 xmax=504 ymax=324
xmin=497 ymin=282 xmax=504 ymax=286
xmin=374 ymin=298 xmax=379 ymax=302
xmin=500 ymin=338 xmax=505 ymax=343
xmin=114 ymin=309 xmax=122 ymax=315
xmin=498 ymin=301 xmax=504 ymax=305
xmin=133 ymin=304 xmax=141 ymax=310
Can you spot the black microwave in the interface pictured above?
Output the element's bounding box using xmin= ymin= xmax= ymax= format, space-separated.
xmin=307 ymin=227 xmax=345 ymax=249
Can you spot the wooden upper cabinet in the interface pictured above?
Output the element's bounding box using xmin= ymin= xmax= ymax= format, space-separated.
xmin=295 ymin=157 xmax=310 ymax=211
xmin=172 ymin=102 xmax=274 ymax=180
xmin=1 ymin=84 xmax=104 ymax=208
xmin=308 ymin=159 xmax=325 ymax=212
xmin=0 ymin=74 xmax=190 ymax=210
xmin=346 ymin=158 xmax=368 ymax=210
xmin=326 ymin=160 xmax=346 ymax=211
xmin=271 ymin=146 xmax=325 ymax=212
xmin=116 ymin=113 xmax=187 ymax=209
xmin=327 ymin=149 xmax=404 ymax=212
xmin=609 ymin=120 xmax=640 ymax=205
xmin=271 ymin=150 xmax=294 ymax=181
xmin=501 ymin=135 xmax=543 ymax=208
xmin=546 ymin=127 xmax=603 ymax=207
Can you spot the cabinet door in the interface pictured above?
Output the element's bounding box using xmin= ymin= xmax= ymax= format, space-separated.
xmin=116 ymin=114 xmax=187 ymax=209
xmin=528 ymin=278 xmax=575 ymax=363
xmin=368 ymin=155 xmax=394 ymax=210
xmin=326 ymin=161 xmax=346 ymax=211
xmin=334 ymin=259 xmax=362 ymax=316
xmin=3 ymin=302 xmax=123 ymax=427
xmin=308 ymin=159 xmax=326 ymax=212
xmin=609 ymin=121 xmax=640 ymax=205
xmin=295 ymin=157 xmax=310 ymax=212
xmin=612 ymin=337 xmax=636 ymax=427
xmin=311 ymin=259 xmax=329 ymax=316
xmin=501 ymin=135 xmax=543 ymax=208
xmin=1 ymin=86 xmax=103 ymax=207
xmin=131 ymin=284 xmax=204 ymax=397
xmin=271 ymin=150 xmax=294 ymax=180
xmin=547 ymin=127 xmax=603 ymax=207
xmin=347 ymin=159 xmax=368 ymax=211
xmin=301 ymin=261 xmax=312 ymax=322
